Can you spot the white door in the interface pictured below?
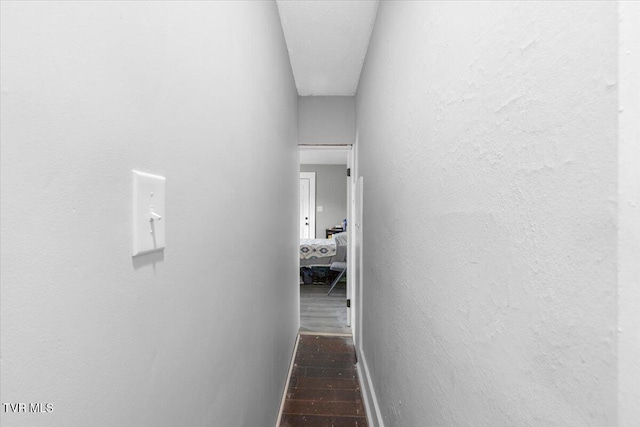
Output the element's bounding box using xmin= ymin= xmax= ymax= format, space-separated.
xmin=300 ymin=178 xmax=310 ymax=238
xmin=299 ymin=172 xmax=316 ymax=239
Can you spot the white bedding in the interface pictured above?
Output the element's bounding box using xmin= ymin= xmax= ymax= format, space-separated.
xmin=299 ymin=232 xmax=347 ymax=266
xmin=300 ymin=238 xmax=336 ymax=260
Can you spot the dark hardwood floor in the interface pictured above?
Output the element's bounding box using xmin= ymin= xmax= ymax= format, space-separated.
xmin=280 ymin=335 xmax=368 ymax=427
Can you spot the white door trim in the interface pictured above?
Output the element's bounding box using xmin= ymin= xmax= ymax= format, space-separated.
xmin=345 ymin=146 xmax=354 ymax=328
xmin=349 ymin=140 xmax=359 ymax=344
xmin=299 ymin=144 xmax=356 ymax=337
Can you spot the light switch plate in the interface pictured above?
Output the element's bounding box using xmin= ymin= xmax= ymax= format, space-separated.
xmin=132 ymin=170 xmax=165 ymax=256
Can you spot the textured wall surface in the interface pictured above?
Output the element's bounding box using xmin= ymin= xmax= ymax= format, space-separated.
xmin=299 ymin=96 xmax=355 ymax=144
xmin=0 ymin=2 xmax=298 ymax=426
xmin=300 ymin=164 xmax=348 ymax=237
xmin=356 ymin=2 xmax=618 ymax=426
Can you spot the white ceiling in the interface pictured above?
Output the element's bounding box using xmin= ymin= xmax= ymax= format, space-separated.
xmin=299 ymin=147 xmax=349 ymax=165
xmin=276 ymin=0 xmax=379 ymax=96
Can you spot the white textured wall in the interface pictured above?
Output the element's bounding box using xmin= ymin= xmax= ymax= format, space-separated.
xmin=0 ymin=2 xmax=298 ymax=426
xmin=298 ymin=96 xmax=355 ymax=144
xmin=356 ymin=2 xmax=618 ymax=426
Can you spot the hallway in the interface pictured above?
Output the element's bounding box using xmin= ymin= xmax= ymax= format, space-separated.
xmin=1 ymin=2 xmax=639 ymax=427
xmin=279 ymin=335 xmax=366 ymax=426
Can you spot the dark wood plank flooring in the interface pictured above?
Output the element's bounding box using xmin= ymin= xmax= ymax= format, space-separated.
xmin=280 ymin=335 xmax=368 ymax=427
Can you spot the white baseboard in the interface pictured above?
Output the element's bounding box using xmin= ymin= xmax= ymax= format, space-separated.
xmin=275 ymin=333 xmax=300 ymax=427
xmin=356 ymin=344 xmax=385 ymax=427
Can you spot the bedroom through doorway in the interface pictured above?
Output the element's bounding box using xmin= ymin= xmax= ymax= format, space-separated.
xmin=299 ymin=145 xmax=353 ymax=335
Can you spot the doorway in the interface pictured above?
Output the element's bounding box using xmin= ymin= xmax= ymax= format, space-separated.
xmin=298 ymin=145 xmax=353 ymax=335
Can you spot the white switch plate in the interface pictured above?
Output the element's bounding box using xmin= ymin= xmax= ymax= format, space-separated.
xmin=132 ymin=170 xmax=165 ymax=256
xmin=317 ymin=206 xmax=323 ymax=212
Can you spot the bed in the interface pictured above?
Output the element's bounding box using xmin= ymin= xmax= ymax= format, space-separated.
xmin=299 ymin=232 xmax=347 ymax=266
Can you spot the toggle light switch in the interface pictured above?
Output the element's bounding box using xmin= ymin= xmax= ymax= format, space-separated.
xmin=132 ymin=170 xmax=166 ymax=256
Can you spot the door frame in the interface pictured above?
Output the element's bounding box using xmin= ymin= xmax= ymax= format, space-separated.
xmin=299 ymin=144 xmax=356 ymax=335
xmin=299 ymin=172 xmax=316 ymax=239
xmin=348 ymin=141 xmax=360 ymax=344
